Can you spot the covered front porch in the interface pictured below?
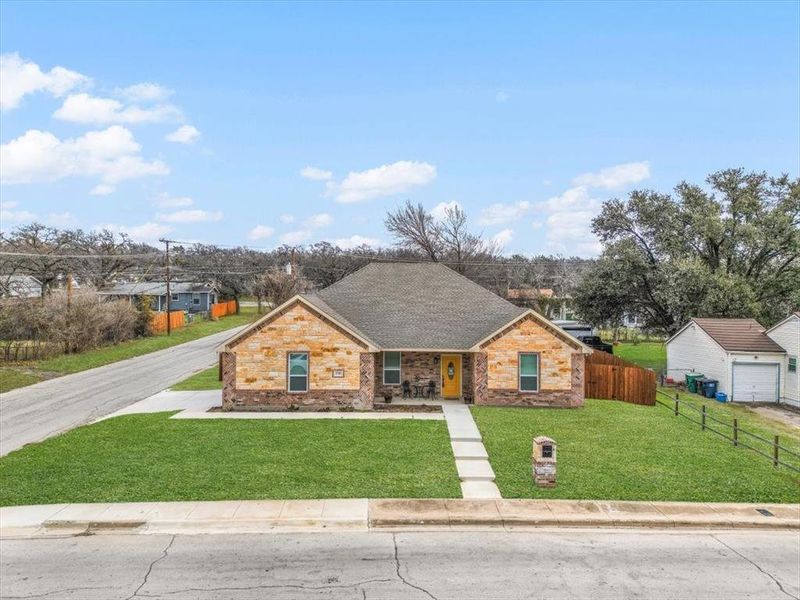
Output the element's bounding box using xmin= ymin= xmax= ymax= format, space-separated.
xmin=374 ymin=351 xmax=476 ymax=404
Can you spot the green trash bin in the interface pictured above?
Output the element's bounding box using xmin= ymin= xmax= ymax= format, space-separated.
xmin=685 ymin=373 xmax=704 ymax=394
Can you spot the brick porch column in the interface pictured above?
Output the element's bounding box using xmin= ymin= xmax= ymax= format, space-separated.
xmin=357 ymin=352 xmax=375 ymax=410
xmin=472 ymin=351 xmax=488 ymax=405
xmin=221 ymin=351 xmax=236 ymax=411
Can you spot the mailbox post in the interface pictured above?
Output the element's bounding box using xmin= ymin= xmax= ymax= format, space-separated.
xmin=532 ymin=436 xmax=557 ymax=487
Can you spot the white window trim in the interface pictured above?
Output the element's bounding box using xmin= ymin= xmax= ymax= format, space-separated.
xmin=287 ymin=351 xmax=309 ymax=393
xmin=383 ymin=351 xmax=402 ymax=385
xmin=789 ymin=356 xmax=797 ymax=373
xmin=518 ymin=352 xmax=540 ymax=393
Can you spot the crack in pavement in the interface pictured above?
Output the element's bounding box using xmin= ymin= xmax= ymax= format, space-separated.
xmin=392 ymin=533 xmax=439 ymax=600
xmin=135 ymin=578 xmax=396 ymax=597
xmin=125 ymin=534 xmax=176 ymax=600
xmin=711 ymin=534 xmax=799 ymax=600
xmin=2 ymin=587 xmax=116 ymax=600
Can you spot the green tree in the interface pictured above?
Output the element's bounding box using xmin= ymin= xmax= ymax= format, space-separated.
xmin=574 ymin=169 xmax=799 ymax=334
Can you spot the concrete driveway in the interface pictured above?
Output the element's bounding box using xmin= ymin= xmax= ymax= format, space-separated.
xmin=0 ymin=326 xmax=245 ymax=456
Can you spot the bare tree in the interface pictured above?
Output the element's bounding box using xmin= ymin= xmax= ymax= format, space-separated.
xmin=384 ymin=201 xmax=441 ymax=261
xmin=252 ymin=267 xmax=309 ymax=312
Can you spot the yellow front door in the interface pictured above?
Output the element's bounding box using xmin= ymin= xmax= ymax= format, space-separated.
xmin=440 ymin=354 xmax=462 ymax=398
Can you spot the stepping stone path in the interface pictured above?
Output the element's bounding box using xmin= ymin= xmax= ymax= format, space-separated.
xmin=442 ymin=405 xmax=501 ymax=499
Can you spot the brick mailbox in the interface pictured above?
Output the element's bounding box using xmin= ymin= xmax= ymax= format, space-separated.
xmin=532 ymin=436 xmax=557 ymax=487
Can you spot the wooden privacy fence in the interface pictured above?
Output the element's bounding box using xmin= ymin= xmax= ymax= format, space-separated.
xmin=210 ymin=300 xmax=237 ymax=319
xmin=150 ymin=310 xmax=185 ymax=334
xmin=585 ymin=350 xmax=656 ymax=405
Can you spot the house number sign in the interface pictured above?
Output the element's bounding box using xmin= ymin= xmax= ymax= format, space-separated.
xmin=332 ymin=368 xmax=344 ymax=378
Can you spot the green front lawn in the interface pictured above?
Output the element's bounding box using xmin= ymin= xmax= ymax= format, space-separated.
xmin=0 ymin=309 xmax=256 ymax=393
xmin=473 ymin=400 xmax=800 ymax=503
xmin=171 ymin=366 xmax=221 ymax=391
xmin=612 ymin=342 xmax=666 ymax=371
xmin=0 ymin=413 xmax=461 ymax=506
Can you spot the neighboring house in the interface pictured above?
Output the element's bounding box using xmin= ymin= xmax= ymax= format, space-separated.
xmin=1 ymin=275 xmax=42 ymax=299
xmin=766 ymin=312 xmax=800 ymax=408
xmin=665 ymin=318 xmax=787 ymax=403
xmin=217 ymin=262 xmax=591 ymax=411
xmin=98 ymin=282 xmax=219 ymax=313
xmin=506 ymin=287 xmax=576 ymax=320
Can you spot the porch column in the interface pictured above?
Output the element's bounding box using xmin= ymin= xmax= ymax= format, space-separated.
xmin=473 ymin=351 xmax=488 ymax=404
xmin=357 ymin=352 xmax=375 ymax=410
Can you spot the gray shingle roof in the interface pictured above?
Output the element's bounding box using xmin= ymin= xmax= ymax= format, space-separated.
xmin=693 ymin=318 xmax=786 ymax=353
xmin=305 ymin=262 xmax=526 ymax=349
xmin=98 ymin=282 xmax=216 ymax=296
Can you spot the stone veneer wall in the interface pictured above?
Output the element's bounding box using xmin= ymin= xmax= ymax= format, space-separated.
xmin=374 ymin=351 xmax=473 ymax=400
xmin=221 ymin=300 xmax=372 ymax=410
xmin=475 ymin=314 xmax=585 ymax=407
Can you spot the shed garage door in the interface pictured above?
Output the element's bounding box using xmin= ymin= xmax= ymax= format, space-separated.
xmin=731 ymin=363 xmax=780 ymax=402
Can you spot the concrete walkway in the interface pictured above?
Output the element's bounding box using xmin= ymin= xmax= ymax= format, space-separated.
xmin=0 ymin=325 xmax=247 ymax=456
xmin=2 ymin=500 xmax=797 ymax=538
xmin=442 ymin=404 xmax=502 ymax=499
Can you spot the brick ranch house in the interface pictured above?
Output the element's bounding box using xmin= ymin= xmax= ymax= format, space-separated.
xmin=217 ymin=262 xmax=592 ymax=410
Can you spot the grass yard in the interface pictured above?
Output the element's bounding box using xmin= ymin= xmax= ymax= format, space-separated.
xmin=473 ymin=400 xmax=800 ymax=503
xmin=0 ymin=412 xmax=461 ymax=506
xmin=612 ymin=342 xmax=666 ymax=371
xmin=171 ymin=366 xmax=221 ymax=391
xmin=0 ymin=308 xmax=256 ymax=393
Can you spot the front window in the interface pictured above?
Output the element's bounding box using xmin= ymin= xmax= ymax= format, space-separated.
xmin=790 ymin=357 xmax=797 ymax=373
xmin=288 ymin=352 xmax=308 ymax=392
xmin=192 ymin=293 xmax=201 ymax=305
xmin=171 ymin=293 xmax=179 ymax=301
xmin=519 ymin=353 xmax=539 ymax=392
xmin=383 ymin=351 xmax=401 ymax=385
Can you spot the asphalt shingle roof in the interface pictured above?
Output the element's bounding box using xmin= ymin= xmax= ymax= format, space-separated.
xmin=305 ymin=262 xmax=526 ymax=349
xmin=692 ymin=318 xmax=786 ymax=353
xmin=98 ymin=282 xmax=216 ymax=296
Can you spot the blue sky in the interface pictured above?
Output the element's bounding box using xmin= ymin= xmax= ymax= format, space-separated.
xmin=1 ymin=1 xmax=798 ymax=256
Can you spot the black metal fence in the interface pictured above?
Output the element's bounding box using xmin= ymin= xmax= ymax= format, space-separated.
xmin=655 ymin=389 xmax=800 ymax=473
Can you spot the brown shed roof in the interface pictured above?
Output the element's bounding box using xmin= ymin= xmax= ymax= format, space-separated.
xmin=692 ymin=318 xmax=786 ymax=353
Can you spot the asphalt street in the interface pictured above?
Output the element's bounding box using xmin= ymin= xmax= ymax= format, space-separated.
xmin=0 ymin=325 xmax=245 ymax=456
xmin=1 ymin=529 xmax=798 ymax=599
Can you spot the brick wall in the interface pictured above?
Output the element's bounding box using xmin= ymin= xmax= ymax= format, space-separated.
xmin=477 ymin=314 xmax=585 ymax=407
xmin=234 ymin=301 xmax=364 ymax=391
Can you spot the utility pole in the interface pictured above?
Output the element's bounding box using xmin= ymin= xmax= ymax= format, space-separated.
xmin=66 ymin=271 xmax=73 ymax=309
xmin=290 ymin=247 xmax=297 ymax=282
xmin=160 ymin=238 xmax=172 ymax=335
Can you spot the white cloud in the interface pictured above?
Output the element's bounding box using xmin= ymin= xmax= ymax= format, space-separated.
xmin=165 ymin=124 xmax=201 ymax=144
xmin=328 ymin=160 xmax=437 ymax=203
xmin=53 ymin=93 xmax=182 ymax=124
xmin=156 ymin=209 xmax=222 ymax=223
xmin=0 ymin=53 xmax=90 ymax=110
xmin=153 ymin=192 xmax=193 ymax=208
xmin=279 ymin=214 xmax=295 ymax=224
xmin=479 ymin=201 xmax=531 ymax=226
xmin=0 ymin=126 xmax=169 ymax=186
xmin=306 ymin=212 xmax=332 ymax=228
xmin=492 ymin=228 xmax=513 ymax=248
xmin=103 ymin=222 xmax=172 ymax=244
xmin=571 ymin=161 xmax=650 ymax=190
xmin=90 ymin=184 xmax=116 ymax=196
xmin=300 ymin=166 xmax=333 ymax=181
xmin=536 ymin=186 xmax=596 ymax=212
xmin=333 ymin=235 xmax=380 ymax=249
xmin=0 ymin=200 xmax=37 ymax=223
xmin=544 ymin=211 xmax=602 ymax=257
xmin=115 ymin=82 xmax=173 ymax=102
xmin=47 ymin=212 xmax=78 ymax=227
xmin=279 ymin=230 xmax=312 ymax=245
xmin=248 ymin=225 xmax=275 ymax=241
xmin=495 ymin=91 xmax=510 ymax=103
xmin=531 ymin=221 xmax=543 ymax=230
xmin=431 ymin=200 xmax=461 ymax=221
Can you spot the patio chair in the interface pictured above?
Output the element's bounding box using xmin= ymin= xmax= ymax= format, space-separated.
xmin=402 ymin=380 xmax=412 ymax=398
xmin=426 ymin=380 xmax=436 ymax=399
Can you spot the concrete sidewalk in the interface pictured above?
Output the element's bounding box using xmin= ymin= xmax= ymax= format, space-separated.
xmin=1 ymin=499 xmax=797 ymax=538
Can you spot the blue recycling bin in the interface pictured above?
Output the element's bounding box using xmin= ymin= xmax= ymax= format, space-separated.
xmin=701 ymin=379 xmax=718 ymax=399
xmin=715 ymin=391 xmax=728 ymax=403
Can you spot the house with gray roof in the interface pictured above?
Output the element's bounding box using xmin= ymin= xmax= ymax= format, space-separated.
xmin=217 ymin=262 xmax=591 ymax=411
xmin=98 ymin=282 xmax=219 ymax=313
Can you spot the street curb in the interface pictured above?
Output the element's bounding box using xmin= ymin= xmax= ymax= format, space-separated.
xmin=1 ymin=499 xmax=798 ymax=537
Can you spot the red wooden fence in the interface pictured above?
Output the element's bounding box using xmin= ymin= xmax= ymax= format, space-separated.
xmin=150 ymin=310 xmax=185 ymax=334
xmin=585 ymin=350 xmax=656 ymax=405
xmin=210 ymin=300 xmax=237 ymax=319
